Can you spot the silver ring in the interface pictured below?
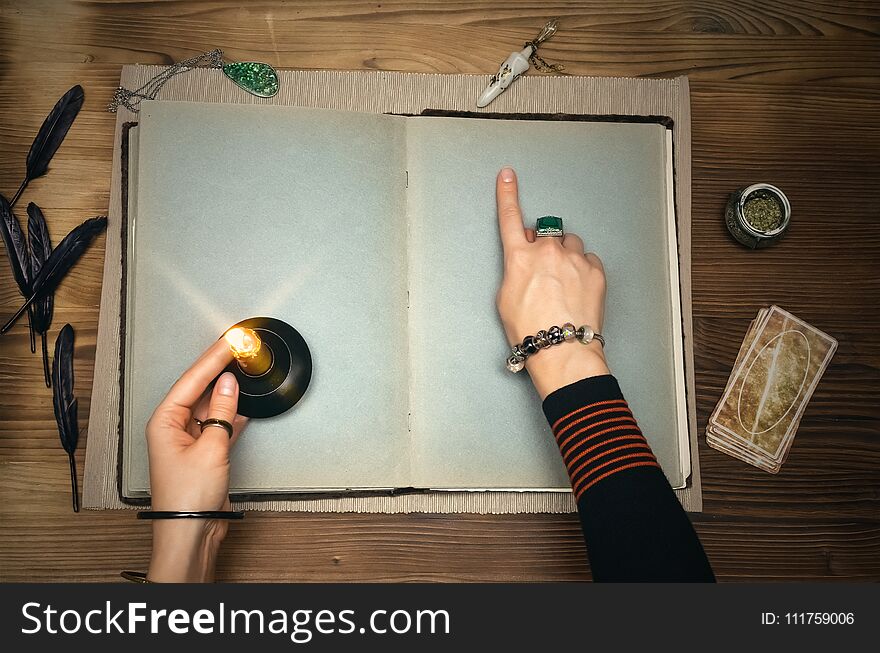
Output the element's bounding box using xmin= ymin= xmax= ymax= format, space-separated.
xmin=194 ymin=417 xmax=234 ymax=438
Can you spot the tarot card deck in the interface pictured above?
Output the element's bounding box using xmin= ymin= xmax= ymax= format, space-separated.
xmin=706 ymin=306 xmax=837 ymax=473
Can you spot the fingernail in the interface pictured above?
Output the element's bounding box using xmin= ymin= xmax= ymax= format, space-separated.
xmin=217 ymin=372 xmax=237 ymax=397
xmin=500 ymin=166 xmax=516 ymax=182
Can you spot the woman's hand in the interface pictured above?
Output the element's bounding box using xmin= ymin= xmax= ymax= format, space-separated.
xmin=495 ymin=166 xmax=610 ymax=399
xmin=145 ymin=338 xmax=247 ymax=582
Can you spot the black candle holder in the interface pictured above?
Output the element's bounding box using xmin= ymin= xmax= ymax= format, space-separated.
xmin=222 ymin=316 xmax=312 ymax=418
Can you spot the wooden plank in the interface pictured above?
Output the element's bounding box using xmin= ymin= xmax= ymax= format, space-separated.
xmin=1 ymin=460 xmax=877 ymax=581
xmin=4 ymin=0 xmax=880 ymax=38
xmin=1 ymin=2 xmax=879 ymax=83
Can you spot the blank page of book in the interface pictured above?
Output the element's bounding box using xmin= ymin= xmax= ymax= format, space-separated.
xmin=405 ymin=117 xmax=688 ymax=489
xmin=123 ymin=101 xmax=411 ymax=496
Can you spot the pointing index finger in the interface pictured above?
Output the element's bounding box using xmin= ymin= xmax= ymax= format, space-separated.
xmin=496 ymin=167 xmax=527 ymax=252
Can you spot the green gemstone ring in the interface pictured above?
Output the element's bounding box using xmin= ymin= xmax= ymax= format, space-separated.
xmin=535 ymin=215 xmax=564 ymax=238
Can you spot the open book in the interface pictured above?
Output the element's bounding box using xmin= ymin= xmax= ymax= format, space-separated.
xmin=121 ymin=100 xmax=688 ymax=499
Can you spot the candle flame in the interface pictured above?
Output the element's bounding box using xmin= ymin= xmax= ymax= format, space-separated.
xmin=224 ymin=327 xmax=262 ymax=360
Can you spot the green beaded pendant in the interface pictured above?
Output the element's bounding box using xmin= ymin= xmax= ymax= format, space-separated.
xmin=222 ymin=61 xmax=279 ymax=98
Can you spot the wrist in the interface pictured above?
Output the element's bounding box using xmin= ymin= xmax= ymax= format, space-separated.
xmin=147 ymin=519 xmax=226 ymax=583
xmin=525 ymin=341 xmax=610 ymax=400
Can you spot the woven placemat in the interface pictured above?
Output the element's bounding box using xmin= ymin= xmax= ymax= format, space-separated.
xmin=83 ymin=67 xmax=700 ymax=513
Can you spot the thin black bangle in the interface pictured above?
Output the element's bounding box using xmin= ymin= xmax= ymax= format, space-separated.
xmin=137 ymin=510 xmax=245 ymax=520
xmin=120 ymin=570 xmax=152 ymax=583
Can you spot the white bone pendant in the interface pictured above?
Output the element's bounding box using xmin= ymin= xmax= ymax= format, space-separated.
xmin=476 ymin=45 xmax=534 ymax=108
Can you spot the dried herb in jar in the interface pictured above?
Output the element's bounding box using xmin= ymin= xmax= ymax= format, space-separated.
xmin=725 ymin=183 xmax=791 ymax=249
xmin=743 ymin=192 xmax=783 ymax=232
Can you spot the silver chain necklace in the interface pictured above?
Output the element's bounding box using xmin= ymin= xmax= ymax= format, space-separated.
xmin=108 ymin=49 xmax=279 ymax=113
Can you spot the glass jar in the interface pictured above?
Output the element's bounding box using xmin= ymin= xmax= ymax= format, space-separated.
xmin=725 ymin=183 xmax=791 ymax=249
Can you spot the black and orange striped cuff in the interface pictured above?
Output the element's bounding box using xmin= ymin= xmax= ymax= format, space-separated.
xmin=542 ymin=375 xmax=661 ymax=501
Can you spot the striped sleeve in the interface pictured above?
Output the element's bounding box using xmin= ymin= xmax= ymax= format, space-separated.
xmin=543 ymin=374 xmax=715 ymax=582
xmin=548 ymin=387 xmax=661 ymax=501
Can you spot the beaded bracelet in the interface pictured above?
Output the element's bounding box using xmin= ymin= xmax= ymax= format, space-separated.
xmin=506 ymin=323 xmax=605 ymax=373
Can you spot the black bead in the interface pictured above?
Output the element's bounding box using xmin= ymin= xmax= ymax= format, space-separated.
xmin=535 ymin=330 xmax=550 ymax=348
xmin=522 ymin=335 xmax=538 ymax=355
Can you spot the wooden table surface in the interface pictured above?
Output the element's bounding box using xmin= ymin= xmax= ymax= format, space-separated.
xmin=1 ymin=1 xmax=878 ymax=582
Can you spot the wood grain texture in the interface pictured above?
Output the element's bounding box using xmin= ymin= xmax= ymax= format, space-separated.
xmin=0 ymin=0 xmax=878 ymax=582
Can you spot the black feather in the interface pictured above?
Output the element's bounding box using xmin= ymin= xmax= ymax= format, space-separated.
xmin=0 ymin=193 xmax=30 ymax=295
xmin=52 ymin=324 xmax=77 ymax=453
xmin=10 ymin=85 xmax=85 ymax=207
xmin=1 ymin=216 xmax=107 ymax=334
xmin=0 ymin=194 xmax=36 ymax=351
xmin=27 ymin=202 xmax=54 ymax=386
xmin=52 ymin=323 xmax=79 ymax=512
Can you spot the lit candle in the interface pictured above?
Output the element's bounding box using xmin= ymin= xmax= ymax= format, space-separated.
xmin=224 ymin=326 xmax=272 ymax=375
xmin=219 ymin=317 xmax=312 ymax=418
